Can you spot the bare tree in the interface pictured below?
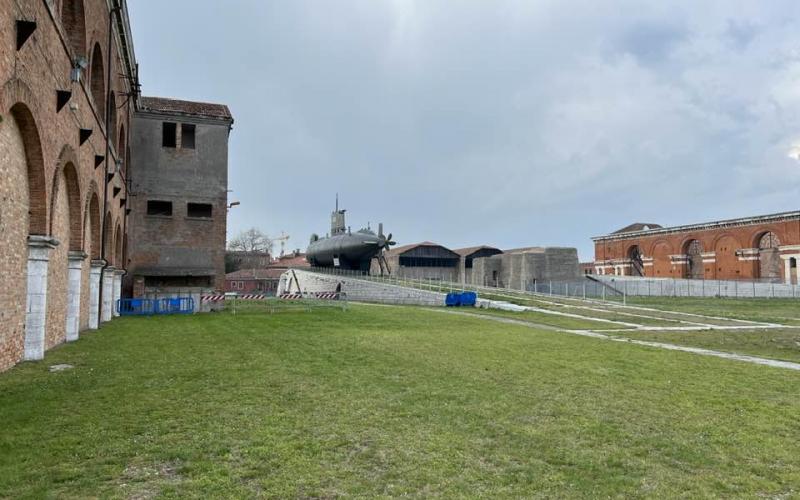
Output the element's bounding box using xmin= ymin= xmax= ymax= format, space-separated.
xmin=228 ymin=228 xmax=273 ymax=253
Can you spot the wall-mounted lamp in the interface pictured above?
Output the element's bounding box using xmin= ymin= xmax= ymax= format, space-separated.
xmin=227 ymin=201 xmax=241 ymax=210
xmin=70 ymin=56 xmax=88 ymax=82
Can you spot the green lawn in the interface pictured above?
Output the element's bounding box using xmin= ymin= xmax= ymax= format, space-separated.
xmin=628 ymin=297 xmax=800 ymax=325
xmin=1 ymin=305 xmax=799 ymax=498
xmin=611 ymin=328 xmax=800 ymax=364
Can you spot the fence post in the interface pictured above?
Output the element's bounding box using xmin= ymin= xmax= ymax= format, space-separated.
xmin=583 ymin=283 xmax=586 ymax=300
xmin=549 ymin=280 xmax=552 ymax=296
xmin=602 ymin=285 xmax=605 ymax=302
xmin=735 ymin=280 xmax=738 ymax=298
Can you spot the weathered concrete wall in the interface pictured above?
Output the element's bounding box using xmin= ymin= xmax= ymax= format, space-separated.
xmin=471 ymin=248 xmax=580 ymax=289
xmin=127 ymin=112 xmax=230 ymax=294
xmin=281 ymin=270 xmax=447 ymax=306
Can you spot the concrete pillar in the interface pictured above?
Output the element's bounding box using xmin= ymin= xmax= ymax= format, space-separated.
xmin=101 ymin=266 xmax=115 ymax=323
xmin=112 ymin=269 xmax=125 ymax=317
xmin=89 ymin=260 xmax=105 ymax=329
xmin=784 ymin=260 xmax=792 ymax=284
xmin=24 ymin=236 xmax=59 ymax=361
xmin=66 ymin=251 xmax=87 ymax=342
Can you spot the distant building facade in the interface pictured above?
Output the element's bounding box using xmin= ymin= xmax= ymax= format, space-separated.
xmin=225 ymin=268 xmax=283 ymax=295
xmin=126 ymin=97 xmax=233 ymax=298
xmin=369 ymin=241 xmax=580 ymax=288
xmin=592 ymin=211 xmax=800 ymax=283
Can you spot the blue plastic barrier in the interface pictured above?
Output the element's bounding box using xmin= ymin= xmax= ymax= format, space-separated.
xmin=117 ymin=297 xmax=194 ymax=316
xmin=445 ymin=292 xmax=461 ymax=307
xmin=460 ymin=291 xmax=477 ymax=307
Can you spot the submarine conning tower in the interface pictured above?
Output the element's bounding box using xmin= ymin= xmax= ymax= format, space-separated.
xmin=331 ymin=195 xmax=347 ymax=235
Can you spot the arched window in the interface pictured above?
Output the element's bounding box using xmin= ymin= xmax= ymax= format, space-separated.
xmin=90 ymin=43 xmax=105 ymax=120
xmin=117 ymin=124 xmax=126 ymax=169
xmin=60 ymin=0 xmax=86 ymax=57
xmin=627 ymin=245 xmax=643 ymax=277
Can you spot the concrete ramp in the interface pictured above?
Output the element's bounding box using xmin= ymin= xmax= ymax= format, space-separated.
xmin=278 ymin=270 xmax=447 ymax=306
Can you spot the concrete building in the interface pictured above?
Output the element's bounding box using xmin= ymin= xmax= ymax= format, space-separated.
xmin=126 ymin=97 xmax=233 ymax=299
xmin=470 ymin=247 xmax=581 ymax=289
xmin=592 ymin=211 xmax=800 ymax=283
xmin=368 ymin=241 xmax=580 ymax=288
xmin=454 ymin=246 xmax=502 ymax=284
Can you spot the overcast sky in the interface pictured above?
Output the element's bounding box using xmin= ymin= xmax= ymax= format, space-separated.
xmin=129 ymin=1 xmax=800 ymax=260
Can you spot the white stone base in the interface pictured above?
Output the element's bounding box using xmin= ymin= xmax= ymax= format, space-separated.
xmin=24 ymin=236 xmax=59 ymax=361
xmin=65 ymin=252 xmax=87 ymax=342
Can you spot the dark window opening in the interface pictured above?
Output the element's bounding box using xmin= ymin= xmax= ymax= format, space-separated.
xmin=187 ymin=202 xmax=212 ymax=218
xmin=398 ymin=256 xmax=458 ymax=268
xmin=162 ymin=122 xmax=176 ymax=148
xmin=147 ymin=200 xmax=172 ymax=216
xmin=181 ymin=123 xmax=195 ymax=149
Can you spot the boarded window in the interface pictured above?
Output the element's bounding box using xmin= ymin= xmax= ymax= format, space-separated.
xmin=187 ymin=202 xmax=212 ymax=218
xmin=147 ymin=200 xmax=172 ymax=216
xmin=162 ymin=122 xmax=176 ymax=148
xmin=181 ymin=123 xmax=196 ymax=149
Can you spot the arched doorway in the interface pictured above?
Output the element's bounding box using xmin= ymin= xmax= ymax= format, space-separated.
xmin=685 ymin=239 xmax=704 ymax=279
xmin=757 ymin=232 xmax=781 ymax=281
xmin=627 ymin=245 xmax=644 ymax=277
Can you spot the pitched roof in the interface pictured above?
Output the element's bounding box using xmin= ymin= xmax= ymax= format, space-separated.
xmin=140 ymin=96 xmax=233 ymax=121
xmin=452 ymin=245 xmax=501 ymax=257
xmin=612 ymin=222 xmax=663 ymax=234
xmin=226 ymin=268 xmax=285 ymax=280
xmin=503 ymin=246 xmax=545 ymax=254
xmin=384 ymin=241 xmax=444 ymax=256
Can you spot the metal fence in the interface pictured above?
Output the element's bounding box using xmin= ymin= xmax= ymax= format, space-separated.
xmin=573 ymin=275 xmax=800 ymax=299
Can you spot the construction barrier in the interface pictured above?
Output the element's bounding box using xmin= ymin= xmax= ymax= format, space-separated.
xmin=117 ymin=297 xmax=194 ymax=316
xmin=445 ymin=291 xmax=479 ymax=307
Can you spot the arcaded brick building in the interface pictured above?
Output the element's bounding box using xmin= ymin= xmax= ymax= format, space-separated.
xmin=0 ymin=0 xmax=135 ymax=371
xmin=0 ymin=0 xmax=232 ymax=373
xmin=592 ymin=212 xmax=800 ymax=283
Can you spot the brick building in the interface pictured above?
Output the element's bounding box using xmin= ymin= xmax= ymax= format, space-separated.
xmin=0 ymin=0 xmax=232 ymax=372
xmin=225 ymin=268 xmax=283 ymax=295
xmin=126 ymin=97 xmax=233 ymax=299
xmin=592 ymin=211 xmax=800 ymax=283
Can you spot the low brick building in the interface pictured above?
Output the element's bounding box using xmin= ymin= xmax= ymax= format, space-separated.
xmin=225 ymin=268 xmax=284 ymax=295
xmin=592 ymin=211 xmax=800 ymax=283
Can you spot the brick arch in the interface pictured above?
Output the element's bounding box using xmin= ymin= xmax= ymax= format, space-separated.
xmin=51 ymin=145 xmax=84 ymax=250
xmin=84 ymin=187 xmax=101 ymax=259
xmin=89 ymin=43 xmax=105 ymax=121
xmin=60 ymin=0 xmax=86 ymax=58
xmin=647 ymin=239 xmax=672 ymax=256
xmin=711 ymin=232 xmax=742 ymax=251
xmin=649 ymin=239 xmax=673 ymax=277
xmin=751 ymin=228 xmax=783 ymax=249
xmin=5 ymin=101 xmax=47 ymax=235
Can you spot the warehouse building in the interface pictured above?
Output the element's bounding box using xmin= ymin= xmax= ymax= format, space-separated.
xmin=592 ymin=211 xmax=800 ymax=283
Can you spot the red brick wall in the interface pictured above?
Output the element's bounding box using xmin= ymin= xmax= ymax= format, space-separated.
xmin=594 ymin=217 xmax=800 ymax=280
xmin=0 ymin=0 xmax=133 ymax=371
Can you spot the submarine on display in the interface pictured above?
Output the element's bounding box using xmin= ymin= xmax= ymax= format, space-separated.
xmin=306 ymin=198 xmax=396 ymax=274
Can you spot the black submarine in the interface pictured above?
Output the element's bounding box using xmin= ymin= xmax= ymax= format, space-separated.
xmin=306 ymin=198 xmax=396 ymax=273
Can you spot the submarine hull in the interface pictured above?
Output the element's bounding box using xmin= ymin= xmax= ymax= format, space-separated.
xmin=307 ymin=232 xmax=383 ymax=271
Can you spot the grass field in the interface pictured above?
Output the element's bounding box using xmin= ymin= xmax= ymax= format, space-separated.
xmin=1 ymin=304 xmax=799 ymax=498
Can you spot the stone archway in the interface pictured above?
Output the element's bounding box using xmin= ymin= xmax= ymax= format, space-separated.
xmin=757 ymin=232 xmax=781 ymax=281
xmin=627 ymin=245 xmax=644 ymax=277
xmin=3 ymin=103 xmax=51 ymax=363
xmin=685 ymin=239 xmax=704 ymax=279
